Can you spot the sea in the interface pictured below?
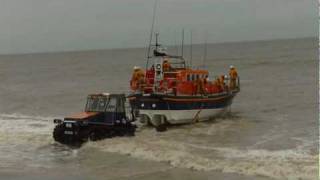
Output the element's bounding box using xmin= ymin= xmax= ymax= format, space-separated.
xmin=0 ymin=37 xmax=318 ymax=180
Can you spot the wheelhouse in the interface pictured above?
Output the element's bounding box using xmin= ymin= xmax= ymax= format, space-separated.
xmin=130 ymin=33 xmax=239 ymax=96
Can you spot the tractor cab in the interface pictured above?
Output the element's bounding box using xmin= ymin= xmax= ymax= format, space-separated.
xmin=53 ymin=93 xmax=136 ymax=145
xmin=84 ymin=93 xmax=133 ymax=125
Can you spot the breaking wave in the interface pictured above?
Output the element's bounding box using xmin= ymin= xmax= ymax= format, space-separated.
xmin=0 ymin=113 xmax=55 ymax=138
xmin=0 ymin=113 xmax=317 ymax=179
xmin=0 ymin=113 xmax=64 ymax=170
xmin=86 ymin=125 xmax=318 ymax=180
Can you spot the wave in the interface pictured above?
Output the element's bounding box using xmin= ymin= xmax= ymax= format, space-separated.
xmin=86 ymin=127 xmax=318 ymax=180
xmin=0 ymin=113 xmax=317 ymax=179
xmin=0 ymin=113 xmax=75 ymax=170
xmin=0 ymin=113 xmax=56 ymax=121
xmin=0 ymin=113 xmax=56 ymax=145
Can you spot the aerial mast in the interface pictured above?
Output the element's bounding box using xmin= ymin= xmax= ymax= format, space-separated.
xmin=155 ymin=32 xmax=160 ymax=51
xmin=190 ymin=30 xmax=193 ymax=68
xmin=174 ymin=30 xmax=179 ymax=55
xmin=146 ymin=0 xmax=158 ymax=69
xmin=181 ymin=29 xmax=184 ymax=58
xmin=203 ymin=31 xmax=208 ymax=69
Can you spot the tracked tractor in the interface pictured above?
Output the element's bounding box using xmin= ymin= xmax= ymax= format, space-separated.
xmin=53 ymin=93 xmax=137 ymax=145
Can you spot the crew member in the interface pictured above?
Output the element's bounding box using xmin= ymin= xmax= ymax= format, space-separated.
xmin=204 ymin=75 xmax=209 ymax=85
xmin=219 ymin=75 xmax=226 ymax=91
xmin=200 ymin=78 xmax=206 ymax=95
xmin=163 ymin=60 xmax=171 ymax=72
xmin=229 ymin=65 xmax=238 ymax=90
xmin=195 ymin=77 xmax=205 ymax=95
xmin=213 ymin=77 xmax=221 ymax=91
xmin=131 ymin=66 xmax=145 ymax=91
xmin=130 ymin=66 xmax=138 ymax=90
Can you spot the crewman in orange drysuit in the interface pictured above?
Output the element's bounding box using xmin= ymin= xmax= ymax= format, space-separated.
xmin=229 ymin=65 xmax=238 ymax=90
xmin=163 ymin=60 xmax=171 ymax=72
xmin=219 ymin=75 xmax=226 ymax=91
xmin=131 ymin=66 xmax=145 ymax=91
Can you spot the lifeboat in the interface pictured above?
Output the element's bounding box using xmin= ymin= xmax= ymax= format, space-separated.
xmin=128 ymin=33 xmax=240 ymax=129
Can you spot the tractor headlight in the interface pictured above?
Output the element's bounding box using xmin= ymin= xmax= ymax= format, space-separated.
xmin=122 ymin=119 xmax=127 ymax=124
xmin=65 ymin=123 xmax=72 ymax=128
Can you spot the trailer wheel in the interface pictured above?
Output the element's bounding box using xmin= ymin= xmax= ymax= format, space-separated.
xmin=139 ymin=114 xmax=151 ymax=126
xmin=155 ymin=124 xmax=167 ymax=132
xmin=152 ymin=115 xmax=168 ymax=132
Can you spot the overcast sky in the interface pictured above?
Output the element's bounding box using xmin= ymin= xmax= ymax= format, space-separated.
xmin=0 ymin=0 xmax=317 ymax=54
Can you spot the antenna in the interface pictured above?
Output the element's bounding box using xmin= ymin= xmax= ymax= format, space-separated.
xmin=203 ymin=31 xmax=208 ymax=69
xmin=181 ymin=28 xmax=184 ymax=58
xmin=174 ymin=30 xmax=179 ymax=55
xmin=146 ymin=0 xmax=158 ymax=69
xmin=155 ymin=32 xmax=160 ymax=50
xmin=190 ymin=30 xmax=193 ymax=68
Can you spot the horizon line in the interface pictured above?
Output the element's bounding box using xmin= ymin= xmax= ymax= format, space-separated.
xmin=0 ymin=36 xmax=316 ymax=56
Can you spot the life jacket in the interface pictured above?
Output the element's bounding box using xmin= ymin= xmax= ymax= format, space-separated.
xmin=219 ymin=76 xmax=225 ymax=87
xmin=163 ymin=62 xmax=170 ymax=72
xmin=131 ymin=69 xmax=145 ymax=91
xmin=130 ymin=80 xmax=138 ymax=90
xmin=229 ymin=69 xmax=238 ymax=79
xmin=159 ymin=80 xmax=168 ymax=92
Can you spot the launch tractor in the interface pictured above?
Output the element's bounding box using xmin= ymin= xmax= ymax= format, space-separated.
xmin=53 ymin=93 xmax=137 ymax=145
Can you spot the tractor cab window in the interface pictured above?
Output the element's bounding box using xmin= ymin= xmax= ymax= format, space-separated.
xmin=125 ymin=100 xmax=132 ymax=115
xmin=97 ymin=98 xmax=107 ymax=111
xmin=85 ymin=96 xmax=108 ymax=112
xmin=106 ymin=97 xmax=117 ymax=112
xmin=85 ymin=97 xmax=98 ymax=111
xmin=86 ymin=95 xmax=126 ymax=113
xmin=117 ymin=96 xmax=125 ymax=113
